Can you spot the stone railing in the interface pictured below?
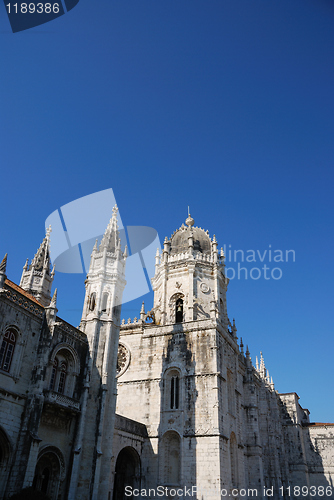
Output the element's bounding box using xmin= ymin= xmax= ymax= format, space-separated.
xmin=121 ymin=317 xmax=143 ymax=327
xmin=44 ymin=390 xmax=80 ymax=411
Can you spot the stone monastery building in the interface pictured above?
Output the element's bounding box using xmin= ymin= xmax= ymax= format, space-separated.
xmin=0 ymin=208 xmax=333 ymax=500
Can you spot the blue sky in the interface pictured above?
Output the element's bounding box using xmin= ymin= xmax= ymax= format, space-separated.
xmin=1 ymin=0 xmax=333 ymax=421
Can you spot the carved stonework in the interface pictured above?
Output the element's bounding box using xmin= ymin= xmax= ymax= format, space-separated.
xmin=4 ymin=288 xmax=44 ymax=317
xmin=200 ymin=282 xmax=210 ymax=294
xmin=41 ymin=410 xmax=72 ymax=431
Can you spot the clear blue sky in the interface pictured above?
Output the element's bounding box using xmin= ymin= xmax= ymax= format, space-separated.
xmin=1 ymin=0 xmax=333 ymax=422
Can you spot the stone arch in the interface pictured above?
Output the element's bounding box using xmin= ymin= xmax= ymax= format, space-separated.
xmin=160 ymin=431 xmax=181 ymax=485
xmin=168 ymin=293 xmax=185 ymax=324
xmin=113 ymin=447 xmax=141 ymax=500
xmin=0 ymin=325 xmax=26 ymax=378
xmin=230 ymin=432 xmax=238 ymax=488
xmin=0 ymin=427 xmax=12 ymax=498
xmin=48 ymin=344 xmax=80 ymax=398
xmin=33 ymin=446 xmax=65 ymax=500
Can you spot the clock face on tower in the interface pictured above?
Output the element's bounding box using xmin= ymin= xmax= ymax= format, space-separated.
xmin=116 ymin=343 xmax=130 ymax=377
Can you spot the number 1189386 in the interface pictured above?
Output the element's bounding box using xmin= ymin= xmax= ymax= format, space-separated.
xmin=6 ymin=3 xmax=60 ymax=13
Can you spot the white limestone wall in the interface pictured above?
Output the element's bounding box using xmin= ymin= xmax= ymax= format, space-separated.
xmin=304 ymin=425 xmax=334 ymax=492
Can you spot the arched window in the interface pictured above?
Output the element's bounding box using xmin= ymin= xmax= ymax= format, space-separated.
xmin=0 ymin=330 xmax=16 ymax=372
xmin=175 ymin=298 xmax=183 ymax=323
xmin=101 ymin=292 xmax=109 ymax=313
xmin=89 ymin=292 xmax=96 ymax=311
xmin=49 ymin=359 xmax=58 ymax=391
xmin=48 ymin=348 xmax=77 ymax=397
xmin=165 ymin=369 xmax=181 ymax=411
xmin=57 ymin=362 xmax=67 ymax=394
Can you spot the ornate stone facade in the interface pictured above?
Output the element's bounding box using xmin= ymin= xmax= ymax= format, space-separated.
xmin=115 ymin=216 xmax=334 ymax=500
xmin=0 ymin=214 xmax=333 ymax=500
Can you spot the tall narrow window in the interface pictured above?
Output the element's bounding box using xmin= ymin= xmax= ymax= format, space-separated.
xmin=230 ymin=432 xmax=238 ymax=488
xmin=89 ymin=292 xmax=96 ymax=311
xmin=170 ymin=375 xmax=179 ymax=409
xmin=101 ymin=293 xmax=108 ymax=313
xmin=175 ymin=298 xmax=183 ymax=323
xmin=0 ymin=330 xmax=16 ymax=372
xmin=41 ymin=467 xmax=50 ymax=494
xmin=49 ymin=359 xmax=58 ymax=390
xmin=48 ymin=351 xmax=73 ymax=396
xmin=58 ymin=362 xmax=67 ymax=394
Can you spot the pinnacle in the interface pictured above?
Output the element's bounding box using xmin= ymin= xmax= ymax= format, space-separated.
xmin=0 ymin=253 xmax=7 ymax=274
xmin=50 ymin=288 xmax=58 ymax=307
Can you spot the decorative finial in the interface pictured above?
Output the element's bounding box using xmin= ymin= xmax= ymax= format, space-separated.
xmin=140 ymin=301 xmax=145 ymax=322
xmin=270 ymin=376 xmax=275 ymax=390
xmin=231 ymin=318 xmax=237 ymax=338
xmin=185 ymin=209 xmax=194 ymax=227
xmin=0 ymin=254 xmax=7 ymax=274
xmin=46 ymin=225 xmax=52 ymax=238
xmin=50 ymin=288 xmax=58 ymax=307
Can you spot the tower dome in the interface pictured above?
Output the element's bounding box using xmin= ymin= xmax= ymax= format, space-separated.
xmin=169 ymin=217 xmax=212 ymax=255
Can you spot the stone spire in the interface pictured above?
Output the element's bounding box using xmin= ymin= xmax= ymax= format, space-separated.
xmin=0 ymin=253 xmax=7 ymax=289
xmin=20 ymin=226 xmax=54 ymax=306
xmin=231 ymin=318 xmax=237 ymax=339
xmin=50 ymin=288 xmax=57 ymax=307
xmin=260 ymin=351 xmax=266 ymax=379
xmin=140 ymin=301 xmax=146 ymax=322
xmin=245 ymin=345 xmax=252 ymax=368
xmin=99 ymin=205 xmax=120 ymax=253
xmin=46 ymin=288 xmax=58 ymax=325
xmin=76 ymin=206 xmax=127 ymax=500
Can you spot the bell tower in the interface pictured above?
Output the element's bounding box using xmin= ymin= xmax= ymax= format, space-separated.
xmin=116 ymin=215 xmax=242 ymax=497
xmin=73 ymin=205 xmax=127 ymax=500
xmin=151 ymin=213 xmax=229 ymax=328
